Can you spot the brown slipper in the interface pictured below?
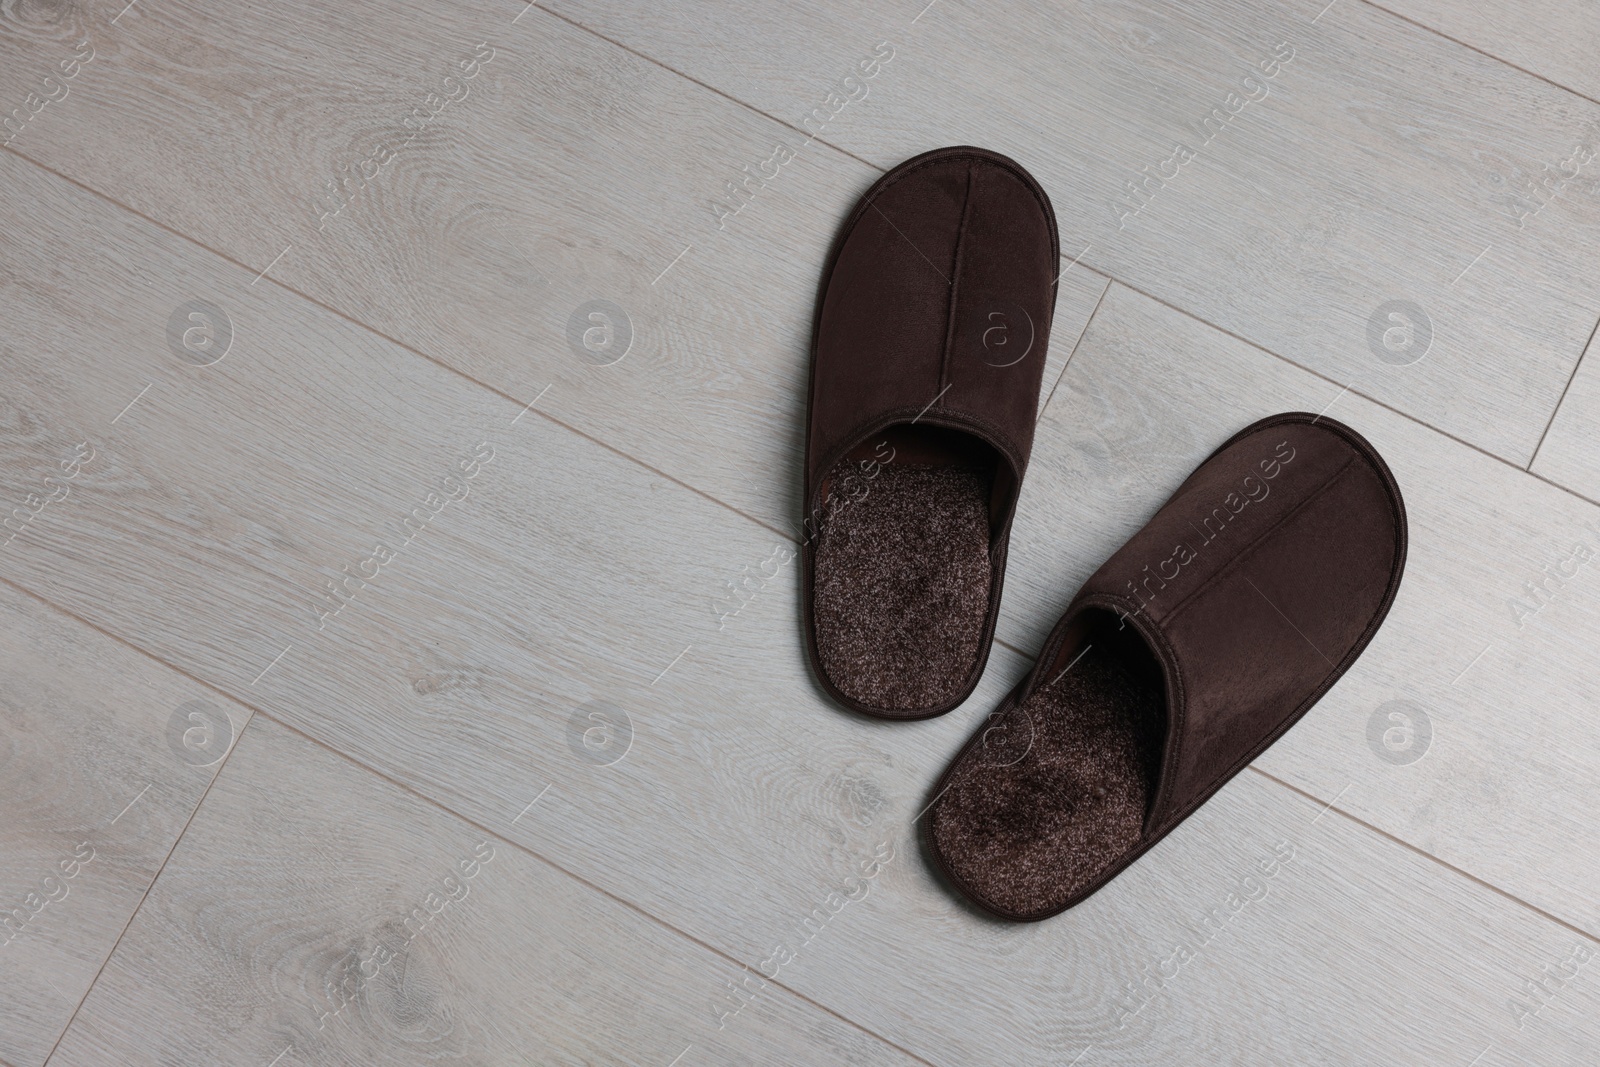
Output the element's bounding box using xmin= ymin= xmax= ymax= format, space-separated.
xmin=927 ymin=413 xmax=1407 ymax=919
xmin=802 ymin=146 xmax=1059 ymax=720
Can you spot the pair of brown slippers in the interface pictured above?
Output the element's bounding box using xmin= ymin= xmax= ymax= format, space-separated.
xmin=801 ymin=147 xmax=1407 ymax=922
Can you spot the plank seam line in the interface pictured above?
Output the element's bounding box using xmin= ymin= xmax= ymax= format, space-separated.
xmin=1358 ymin=0 xmax=1600 ymax=113
xmin=0 ymin=576 xmax=939 ymax=1067
xmin=547 ymin=0 xmax=1600 ymax=500
xmin=8 ymin=152 xmax=1600 ymax=687
xmin=1101 ymin=277 xmax=1600 ymax=512
xmin=0 ymin=144 xmax=1077 ymax=672
xmin=1038 ymin=274 xmax=1112 ymax=418
xmin=2 ymin=569 xmax=1597 ymax=1067
xmin=31 ymin=693 xmax=258 ymax=1065
xmin=1526 ymin=310 xmax=1600 ymax=472
xmin=1248 ymin=765 xmax=1600 ymax=948
xmin=550 ymin=0 xmax=1600 ymax=164
xmin=0 ymin=145 xmax=795 ymax=537
xmin=10 ymin=41 xmax=1590 ymax=514
xmin=532 ymin=5 xmax=883 ymax=174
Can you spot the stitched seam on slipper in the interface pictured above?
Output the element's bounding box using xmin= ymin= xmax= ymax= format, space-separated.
xmin=867 ymin=154 xmax=1056 ymax=263
xmin=807 ymin=152 xmax=1058 ymax=498
xmin=1160 ymin=454 xmax=1361 ymax=625
xmin=938 ymin=161 xmax=977 ymax=396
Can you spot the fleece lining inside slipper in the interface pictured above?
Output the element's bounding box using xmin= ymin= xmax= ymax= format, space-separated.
xmin=811 ymin=455 xmax=993 ymax=712
xmin=930 ymin=613 xmax=1165 ymax=916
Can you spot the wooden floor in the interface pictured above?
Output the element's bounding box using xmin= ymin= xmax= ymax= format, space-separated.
xmin=3 ymin=0 xmax=1600 ymax=1063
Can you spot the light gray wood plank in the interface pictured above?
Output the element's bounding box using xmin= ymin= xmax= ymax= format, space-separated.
xmin=0 ymin=582 xmax=246 ymax=1066
xmin=0 ymin=109 xmax=955 ymax=1059
xmin=1000 ymin=281 xmax=1600 ymax=944
xmin=0 ymin=16 xmax=98 ymax=156
xmin=1377 ymin=0 xmax=1600 ymax=103
xmin=789 ymin=767 xmax=1600 ymax=1067
xmin=1531 ymin=329 xmax=1600 ymax=499
xmin=0 ymin=0 xmax=1099 ymax=536
xmin=1041 ymin=267 xmax=1111 ymax=420
xmin=547 ymin=0 xmax=1600 ymax=465
xmin=47 ymin=715 xmax=923 ymax=1067
xmin=3 ymin=117 xmax=1598 ymax=1065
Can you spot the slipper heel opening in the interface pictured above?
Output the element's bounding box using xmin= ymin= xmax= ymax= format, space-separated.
xmin=931 ymin=608 xmax=1167 ymax=917
xmin=811 ymin=424 xmax=1000 ymax=714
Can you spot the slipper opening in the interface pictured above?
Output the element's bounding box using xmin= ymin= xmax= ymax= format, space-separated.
xmin=810 ymin=424 xmax=1001 ymax=713
xmin=932 ymin=608 xmax=1167 ymax=916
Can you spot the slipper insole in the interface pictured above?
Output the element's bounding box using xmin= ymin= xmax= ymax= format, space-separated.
xmin=812 ymin=456 xmax=992 ymax=712
xmin=931 ymin=625 xmax=1165 ymax=916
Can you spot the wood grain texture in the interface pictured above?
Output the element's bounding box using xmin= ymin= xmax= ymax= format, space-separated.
xmin=999 ymin=281 xmax=1600 ymax=942
xmin=0 ymin=109 xmax=986 ymax=1062
xmin=1531 ymin=326 xmax=1600 ymax=499
xmin=4 ymin=113 xmax=1599 ymax=1066
xmin=48 ymin=715 xmax=924 ymax=1067
xmin=6 ymin=2 xmax=1600 ymax=1063
xmin=1376 ymin=0 xmax=1600 ymax=102
xmin=1041 ymin=267 xmax=1113 ymax=420
xmin=548 ymin=0 xmax=1600 ymax=466
xmin=0 ymin=583 xmax=246 ymax=1066
xmin=790 ymin=765 xmax=1600 ymax=1067
xmin=0 ymin=0 xmax=1101 ymax=535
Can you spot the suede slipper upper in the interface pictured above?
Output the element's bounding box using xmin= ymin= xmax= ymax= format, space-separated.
xmin=927 ymin=412 xmax=1407 ymax=919
xmin=802 ymin=145 xmax=1060 ymax=720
